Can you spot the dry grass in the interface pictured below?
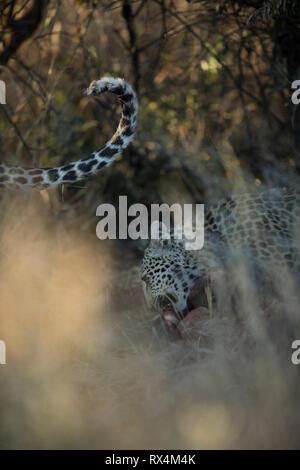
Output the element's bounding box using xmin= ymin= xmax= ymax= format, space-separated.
xmin=0 ymin=190 xmax=299 ymax=450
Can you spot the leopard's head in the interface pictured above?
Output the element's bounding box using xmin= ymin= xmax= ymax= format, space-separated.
xmin=141 ymin=237 xmax=206 ymax=318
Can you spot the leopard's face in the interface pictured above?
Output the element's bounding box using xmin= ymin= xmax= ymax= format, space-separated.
xmin=141 ymin=237 xmax=205 ymax=317
xmin=141 ymin=188 xmax=300 ymax=322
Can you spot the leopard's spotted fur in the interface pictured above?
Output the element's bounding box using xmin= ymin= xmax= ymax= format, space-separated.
xmin=2 ymin=76 xmax=299 ymax=318
xmin=0 ymin=77 xmax=138 ymax=189
xmin=142 ymin=187 xmax=300 ymax=316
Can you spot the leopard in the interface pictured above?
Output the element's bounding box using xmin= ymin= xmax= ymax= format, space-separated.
xmin=141 ymin=187 xmax=300 ymax=321
xmin=1 ymin=76 xmax=300 ymax=324
xmin=0 ymin=77 xmax=138 ymax=189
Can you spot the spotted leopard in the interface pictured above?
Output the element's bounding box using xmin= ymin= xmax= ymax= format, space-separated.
xmin=0 ymin=77 xmax=138 ymax=189
xmin=142 ymin=187 xmax=300 ymax=318
xmin=2 ymin=77 xmax=299 ymax=322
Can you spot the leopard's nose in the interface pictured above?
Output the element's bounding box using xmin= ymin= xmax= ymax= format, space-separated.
xmin=158 ymin=296 xmax=173 ymax=311
xmin=165 ymin=292 xmax=178 ymax=304
xmin=158 ymin=292 xmax=178 ymax=310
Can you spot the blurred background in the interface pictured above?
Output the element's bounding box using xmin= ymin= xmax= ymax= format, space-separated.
xmin=0 ymin=0 xmax=300 ymax=449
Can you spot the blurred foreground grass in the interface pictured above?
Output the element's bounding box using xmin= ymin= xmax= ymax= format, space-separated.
xmin=0 ymin=191 xmax=299 ymax=449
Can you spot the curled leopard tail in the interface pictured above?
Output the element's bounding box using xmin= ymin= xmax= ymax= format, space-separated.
xmin=0 ymin=77 xmax=138 ymax=188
